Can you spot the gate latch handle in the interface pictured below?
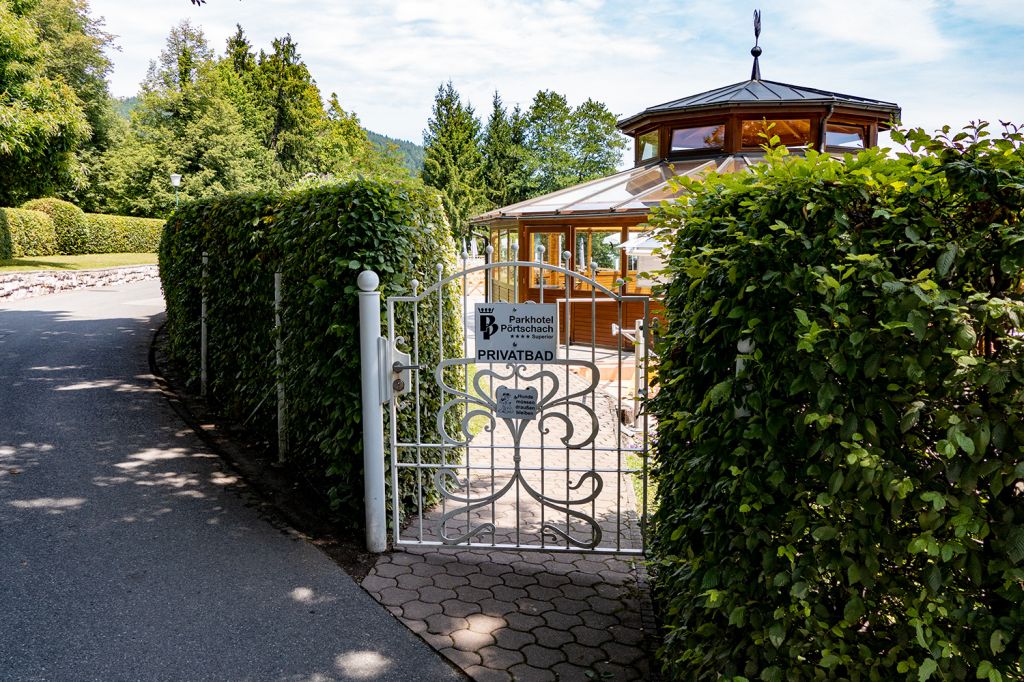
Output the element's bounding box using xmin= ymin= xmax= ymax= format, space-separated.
xmin=392 ymin=362 xmax=422 ymax=372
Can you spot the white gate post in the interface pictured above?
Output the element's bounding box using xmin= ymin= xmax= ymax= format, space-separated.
xmin=200 ymin=251 xmax=208 ymax=398
xmin=357 ymin=270 xmax=387 ymax=553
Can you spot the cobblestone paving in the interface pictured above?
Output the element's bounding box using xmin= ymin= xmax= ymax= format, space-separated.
xmin=363 ymin=548 xmax=652 ymax=681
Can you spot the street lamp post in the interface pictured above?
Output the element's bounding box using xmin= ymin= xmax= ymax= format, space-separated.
xmin=170 ymin=173 xmax=182 ymax=209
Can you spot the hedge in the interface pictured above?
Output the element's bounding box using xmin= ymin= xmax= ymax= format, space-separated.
xmin=159 ymin=178 xmax=464 ymax=529
xmin=649 ymin=125 xmax=1024 ymax=681
xmin=0 ymin=207 xmax=58 ymax=258
xmin=84 ymin=213 xmax=164 ymax=253
xmin=21 ymin=197 xmax=90 ymax=255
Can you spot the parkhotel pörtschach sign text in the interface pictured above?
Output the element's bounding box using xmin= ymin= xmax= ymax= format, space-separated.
xmin=475 ymin=303 xmax=557 ymax=363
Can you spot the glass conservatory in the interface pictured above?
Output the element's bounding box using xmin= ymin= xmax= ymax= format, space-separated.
xmin=471 ymin=43 xmax=901 ymax=348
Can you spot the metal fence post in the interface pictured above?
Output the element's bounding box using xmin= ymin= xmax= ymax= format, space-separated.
xmin=358 ymin=270 xmax=387 ymax=553
xmin=275 ymin=270 xmax=288 ymax=464
xmin=201 ymin=251 xmax=208 ymax=398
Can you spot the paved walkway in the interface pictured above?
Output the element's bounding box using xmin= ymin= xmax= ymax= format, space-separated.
xmin=0 ymin=281 xmax=460 ymax=681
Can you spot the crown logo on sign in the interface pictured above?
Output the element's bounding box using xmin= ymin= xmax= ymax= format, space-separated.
xmin=478 ymin=307 xmax=494 ymax=314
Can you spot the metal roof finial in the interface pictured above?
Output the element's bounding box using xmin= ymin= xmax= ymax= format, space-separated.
xmin=750 ymin=9 xmax=762 ymax=81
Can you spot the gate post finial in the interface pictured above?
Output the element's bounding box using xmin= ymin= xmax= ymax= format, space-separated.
xmin=357 ymin=269 xmax=387 ymax=553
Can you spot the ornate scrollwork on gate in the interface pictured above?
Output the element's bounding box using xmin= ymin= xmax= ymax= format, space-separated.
xmin=433 ymin=359 xmax=605 ymax=548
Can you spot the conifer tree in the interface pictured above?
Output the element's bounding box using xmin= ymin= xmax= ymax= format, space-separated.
xmin=481 ymin=92 xmax=529 ymax=208
xmin=422 ymin=81 xmax=484 ymax=241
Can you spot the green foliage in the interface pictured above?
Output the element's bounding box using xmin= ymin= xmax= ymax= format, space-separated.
xmin=159 ymin=178 xmax=464 ymax=529
xmin=649 ymin=123 xmax=1024 ymax=680
xmin=422 ymin=81 xmax=485 ymax=242
xmin=21 ymin=197 xmax=88 ymax=254
xmin=84 ymin=213 xmax=163 ymax=253
xmin=0 ymin=1 xmax=89 ymax=205
xmin=0 ymin=207 xmax=58 ymax=257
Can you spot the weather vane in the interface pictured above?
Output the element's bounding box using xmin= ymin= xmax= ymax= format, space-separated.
xmin=751 ymin=9 xmax=762 ymax=81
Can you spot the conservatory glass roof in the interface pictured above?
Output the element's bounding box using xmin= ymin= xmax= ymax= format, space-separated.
xmin=472 ymin=155 xmax=762 ymax=222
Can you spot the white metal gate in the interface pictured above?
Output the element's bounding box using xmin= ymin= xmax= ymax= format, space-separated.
xmin=358 ymin=244 xmax=651 ymax=556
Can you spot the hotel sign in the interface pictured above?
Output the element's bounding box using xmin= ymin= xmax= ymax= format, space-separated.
xmin=475 ymin=303 xmax=557 ymax=363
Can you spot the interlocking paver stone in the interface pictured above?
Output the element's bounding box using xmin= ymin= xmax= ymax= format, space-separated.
xmin=520 ymin=643 xmax=566 ymax=668
xmin=433 ymin=572 xmax=471 ymax=590
xmin=490 ymin=585 xmax=528 ymax=603
xmin=501 ymin=573 xmax=538 ymax=589
xmin=493 ymin=627 xmax=536 ymax=650
xmin=477 ymin=645 xmax=525 ymax=670
xmin=464 ymin=665 xmax=512 ymax=682
xmin=441 ymin=598 xmax=482 ymax=618
xmin=455 ymin=585 xmax=493 ymax=603
xmin=525 ymin=584 xmax=563 ymax=601
xmin=396 ymin=573 xmax=433 ymax=590
xmin=550 ymin=596 xmax=589 ymax=615
xmin=576 ymin=610 xmax=619 ymax=630
xmin=562 ymin=641 xmax=606 ymax=667
xmin=402 ymin=600 xmax=443 ymax=621
xmin=535 ymin=572 xmax=570 ymax=588
xmin=530 ymin=626 xmax=573 ymax=648
xmin=477 ymin=598 xmax=518 ymax=616
xmin=425 ymin=613 xmax=469 ymax=635
xmin=503 ymin=612 xmax=547 ymax=632
xmin=608 ymin=623 xmax=645 ymax=646
xmin=467 ymin=572 xmax=504 ymax=589
xmin=507 ymin=662 xmax=557 ymax=681
xmin=418 ymin=585 xmax=459 ymax=604
xmin=451 ymin=628 xmax=495 ymax=652
xmin=360 ymin=573 xmax=396 ymax=593
xmin=374 ymin=562 xmax=412 ymax=579
xmin=377 ymin=586 xmax=419 ymax=606
xmin=541 ymin=610 xmax=583 ymax=630
xmin=466 ymin=613 xmax=507 ymax=634
xmin=441 ymin=647 xmax=482 ymax=669
xmin=515 ymin=597 xmax=554 ymax=615
xmin=571 ymin=625 xmax=613 ymax=647
xmin=586 ymin=595 xmax=622 ymax=615
xmin=602 ymin=640 xmax=644 ymax=664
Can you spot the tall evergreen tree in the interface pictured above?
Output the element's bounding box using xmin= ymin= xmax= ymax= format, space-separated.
xmin=481 ymin=92 xmax=529 ymax=208
xmin=253 ymin=34 xmax=323 ymax=178
xmin=422 ymin=81 xmax=484 ymax=241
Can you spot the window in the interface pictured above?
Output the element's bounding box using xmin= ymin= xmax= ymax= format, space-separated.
xmin=638 ymin=131 xmax=659 ymax=161
xmin=826 ymin=124 xmax=866 ymax=149
xmin=670 ymin=124 xmax=725 ymax=151
xmin=624 ymin=230 xmax=664 ymax=293
xmin=573 ymin=227 xmax=622 ymax=291
xmin=741 ymin=118 xmax=811 ymax=148
xmin=529 ymin=231 xmax=567 ymax=289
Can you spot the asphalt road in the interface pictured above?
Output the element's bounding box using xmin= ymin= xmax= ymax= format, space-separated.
xmin=0 ymin=280 xmax=461 ymax=682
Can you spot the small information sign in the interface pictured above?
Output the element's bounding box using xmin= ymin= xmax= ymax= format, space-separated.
xmin=495 ymin=387 xmax=538 ymax=420
xmin=475 ymin=303 xmax=557 ymax=364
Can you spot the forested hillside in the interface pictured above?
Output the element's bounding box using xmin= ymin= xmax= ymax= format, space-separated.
xmin=365 ymin=130 xmax=424 ymax=175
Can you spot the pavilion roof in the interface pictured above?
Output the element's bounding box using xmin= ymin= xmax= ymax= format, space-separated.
xmin=617 ymin=78 xmax=900 ymax=132
xmin=471 ymin=154 xmax=762 ymax=223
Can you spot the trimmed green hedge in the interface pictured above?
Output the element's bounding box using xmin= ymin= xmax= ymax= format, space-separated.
xmin=159 ymin=178 xmax=463 ymax=529
xmin=21 ymin=198 xmax=90 ymax=255
xmin=649 ymin=126 xmax=1024 ymax=680
xmin=84 ymin=213 xmax=164 ymax=253
xmin=0 ymin=207 xmax=58 ymax=258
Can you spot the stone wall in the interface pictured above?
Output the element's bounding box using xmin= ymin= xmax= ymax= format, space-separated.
xmin=0 ymin=265 xmax=160 ymax=302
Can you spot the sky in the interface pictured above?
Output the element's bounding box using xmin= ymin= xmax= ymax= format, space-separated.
xmin=88 ymin=0 xmax=1024 ymax=149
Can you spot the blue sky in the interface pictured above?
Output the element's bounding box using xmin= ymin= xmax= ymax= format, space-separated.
xmin=88 ymin=0 xmax=1024 ymax=148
